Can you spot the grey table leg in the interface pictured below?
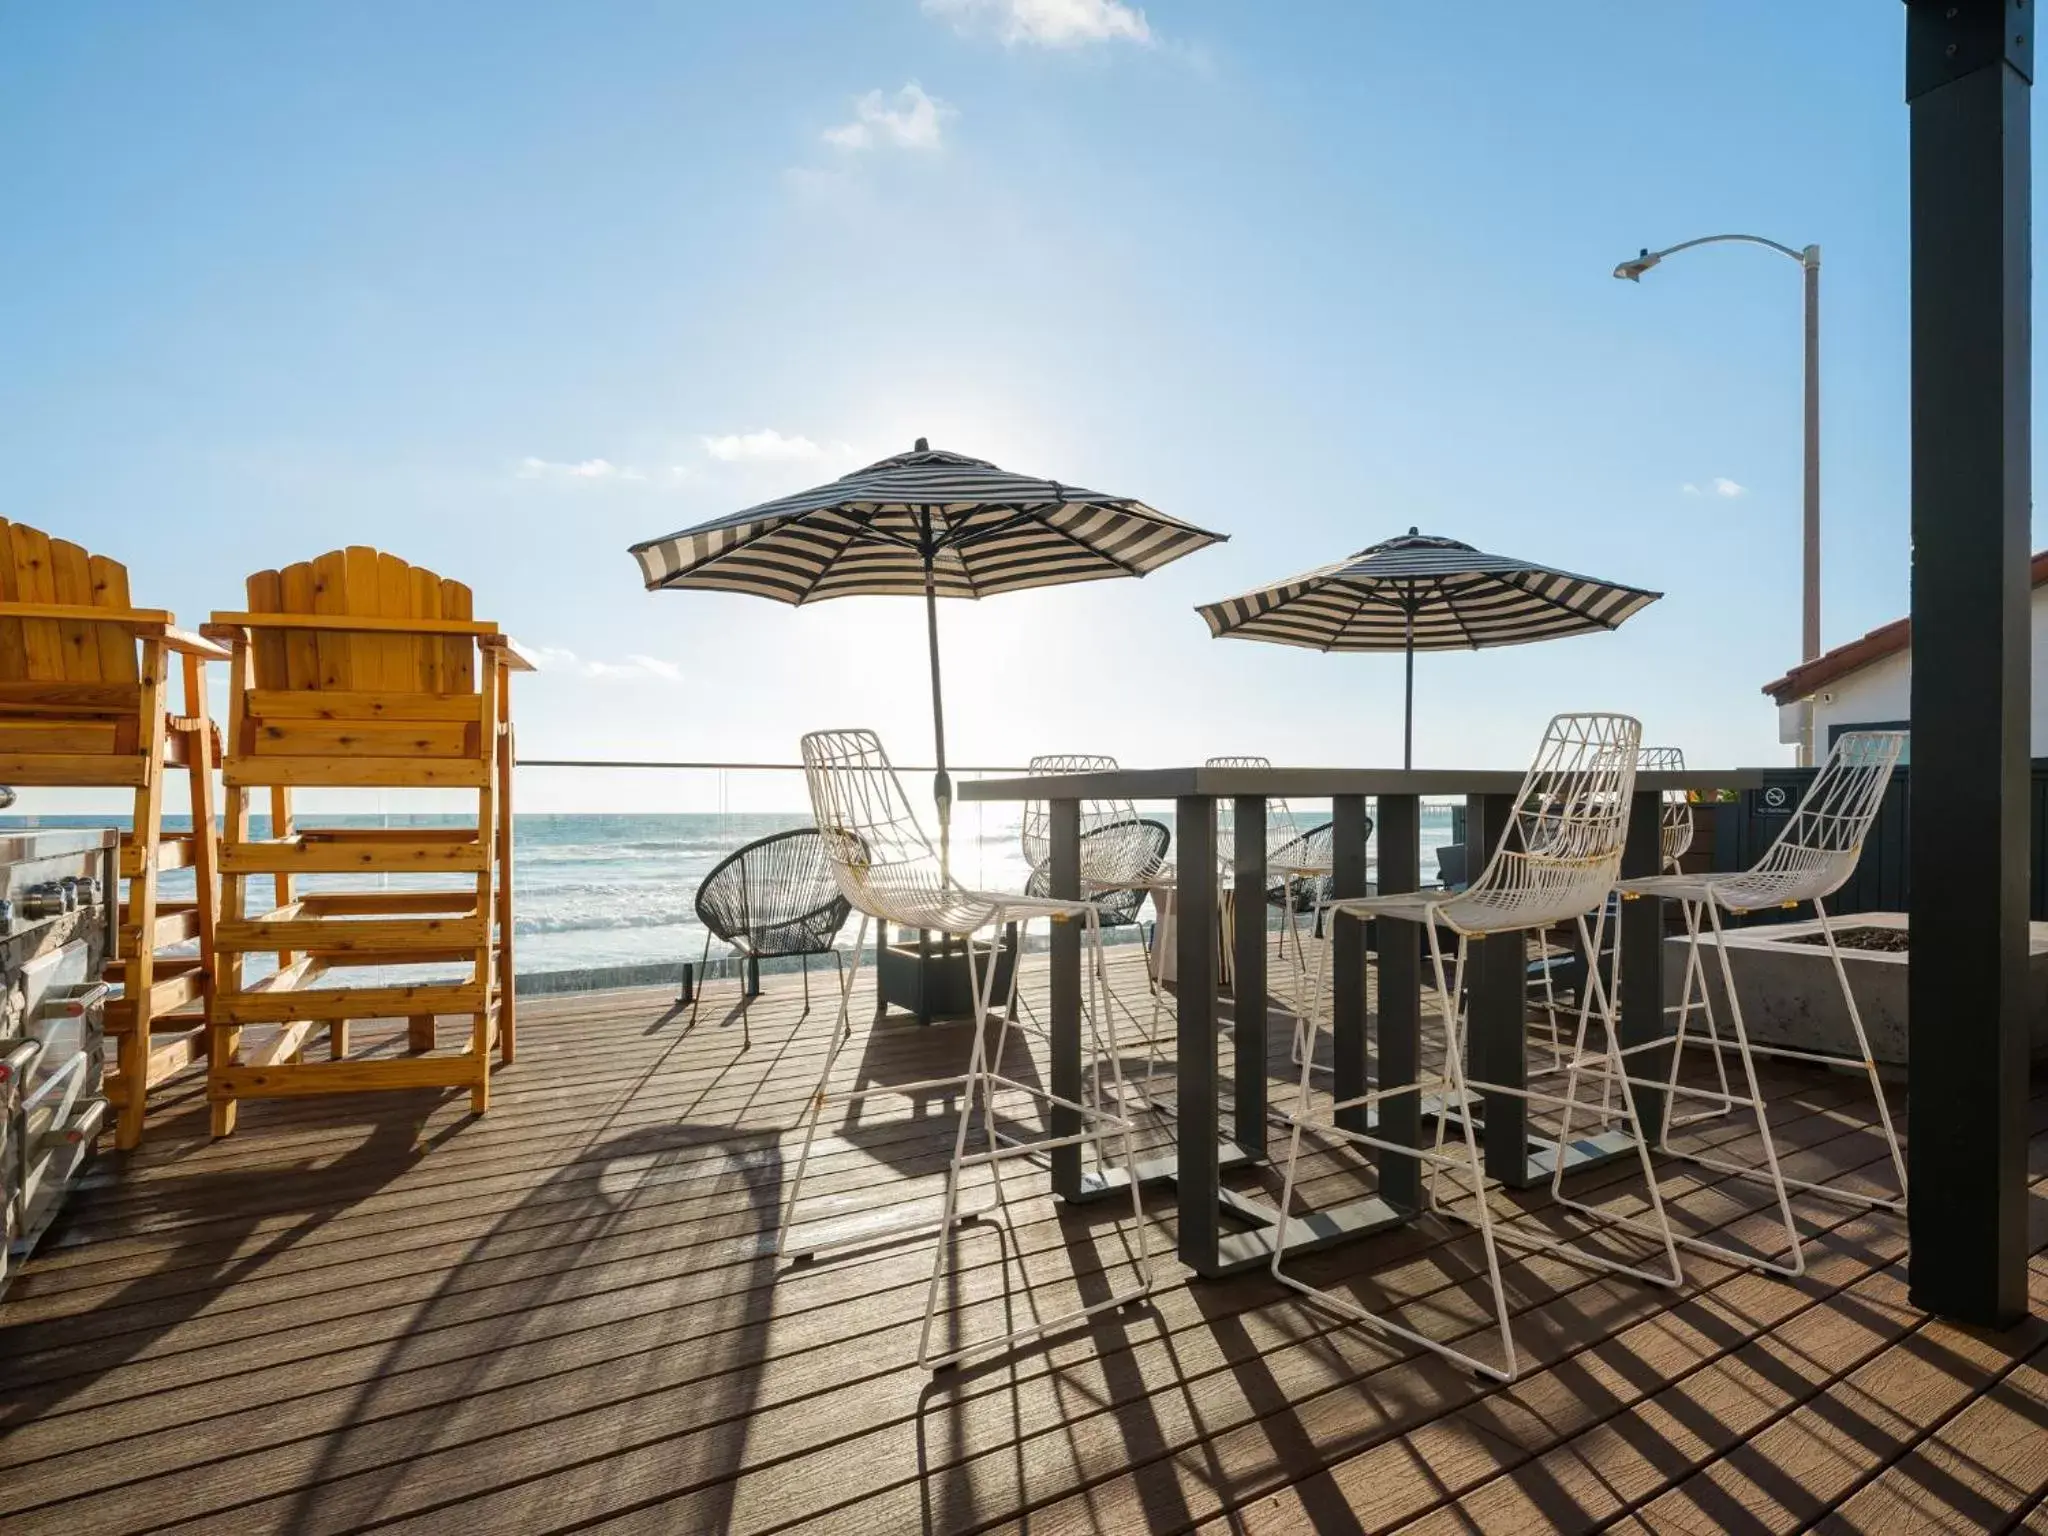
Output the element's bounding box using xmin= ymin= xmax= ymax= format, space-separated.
xmin=1618 ymin=788 xmax=1670 ymax=1136
xmin=1176 ymin=794 xmax=1220 ymax=1269
xmin=1331 ymin=794 xmax=1371 ymax=1138
xmin=1231 ymin=795 xmax=1268 ymax=1157
xmin=1198 ymin=789 xmax=1414 ymax=1273
xmin=1467 ymin=792 xmax=1531 ymax=1187
xmin=1049 ymin=796 xmax=1083 ymax=1201
xmin=1373 ymin=793 xmax=1421 ymax=1209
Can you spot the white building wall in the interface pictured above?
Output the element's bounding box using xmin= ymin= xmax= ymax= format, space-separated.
xmin=1782 ymin=584 xmax=2048 ymax=755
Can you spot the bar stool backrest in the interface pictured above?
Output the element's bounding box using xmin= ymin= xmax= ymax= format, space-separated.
xmin=1022 ymin=752 xmax=1120 ymax=864
xmin=1458 ymin=713 xmax=1642 ymax=931
xmin=1024 ymin=818 xmax=1170 ymax=922
xmin=1204 ymin=755 xmax=1324 ymax=878
xmin=1741 ymin=730 xmax=1906 ymax=907
xmin=1639 ymin=744 xmax=1695 ymax=868
xmin=800 ymin=728 xmax=952 ymax=924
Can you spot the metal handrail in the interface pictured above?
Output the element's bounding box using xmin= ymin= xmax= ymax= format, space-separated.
xmin=516 ymin=758 xmax=1033 ymax=773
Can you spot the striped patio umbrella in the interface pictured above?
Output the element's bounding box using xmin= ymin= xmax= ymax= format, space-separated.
xmin=1195 ymin=529 xmax=1660 ymax=768
xmin=632 ymin=438 xmax=1224 ymax=869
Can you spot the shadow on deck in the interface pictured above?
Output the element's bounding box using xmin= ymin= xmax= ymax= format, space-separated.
xmin=0 ymin=949 xmax=2043 ymax=1534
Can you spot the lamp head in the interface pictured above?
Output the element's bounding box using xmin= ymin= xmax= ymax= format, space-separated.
xmin=1613 ymin=247 xmax=1660 ymax=282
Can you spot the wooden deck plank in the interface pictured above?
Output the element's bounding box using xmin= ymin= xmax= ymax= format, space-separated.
xmin=39 ymin=1122 xmax=1875 ymax=1531
xmin=1637 ymin=1270 xmax=2048 ymax=1533
xmin=0 ymin=948 xmax=2037 ymax=1536
xmin=1813 ymin=1335 xmax=2048 ymax=1533
xmin=1210 ymin=1209 xmax=1919 ymax=1535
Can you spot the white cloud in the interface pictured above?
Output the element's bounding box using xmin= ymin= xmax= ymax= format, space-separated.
xmin=700 ymin=428 xmax=824 ymax=463
xmin=532 ymin=646 xmax=685 ymax=684
xmin=517 ymin=456 xmax=623 ymax=481
xmin=622 ymin=653 xmax=683 ymax=681
xmin=1681 ymin=477 xmax=1748 ymax=499
xmin=516 ymin=456 xmax=661 ymax=484
xmin=1712 ymin=477 xmax=1746 ymax=498
xmin=823 ymin=82 xmax=953 ymax=152
xmin=923 ymin=0 xmax=1151 ymax=47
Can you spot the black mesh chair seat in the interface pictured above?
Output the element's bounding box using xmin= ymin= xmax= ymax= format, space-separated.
xmin=1025 ymin=818 xmax=1171 ymax=929
xmin=690 ymin=827 xmax=853 ymax=1022
xmin=695 ymin=827 xmax=852 ymax=958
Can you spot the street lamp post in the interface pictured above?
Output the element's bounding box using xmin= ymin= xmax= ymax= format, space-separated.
xmin=1615 ymin=234 xmax=1823 ymax=765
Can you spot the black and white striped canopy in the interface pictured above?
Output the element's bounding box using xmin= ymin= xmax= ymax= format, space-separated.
xmin=631 ymin=441 xmax=1224 ymax=603
xmin=1195 ymin=530 xmax=1660 ymax=652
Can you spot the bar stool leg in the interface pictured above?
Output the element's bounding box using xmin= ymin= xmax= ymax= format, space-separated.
xmin=1660 ymin=899 xmax=1735 ymax=1134
xmin=1423 ymin=922 xmax=1519 ymax=1379
xmin=1812 ymin=897 xmax=1908 ymax=1209
xmin=1694 ymin=898 xmax=1806 ymax=1275
xmin=777 ymin=913 xmax=869 ymax=1257
xmin=1269 ymin=914 xmax=1517 ymax=1383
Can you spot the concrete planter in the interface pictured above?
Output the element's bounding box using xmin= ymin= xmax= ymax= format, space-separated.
xmin=1661 ymin=910 xmax=2048 ymax=1066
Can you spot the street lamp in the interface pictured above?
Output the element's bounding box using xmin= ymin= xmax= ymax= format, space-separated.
xmin=1614 ymin=233 xmax=1823 ymax=765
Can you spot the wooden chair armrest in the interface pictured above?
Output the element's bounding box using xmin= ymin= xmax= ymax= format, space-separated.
xmin=480 ymin=635 xmax=539 ymax=673
xmin=162 ymin=627 xmax=233 ymax=662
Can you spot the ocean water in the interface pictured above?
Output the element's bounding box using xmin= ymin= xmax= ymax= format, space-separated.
xmin=0 ymin=805 xmax=1458 ymax=982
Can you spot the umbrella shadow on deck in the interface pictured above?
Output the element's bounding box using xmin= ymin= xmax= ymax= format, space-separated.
xmin=268 ymin=1116 xmax=787 ymax=1535
xmin=0 ymin=1096 xmax=443 ymax=1447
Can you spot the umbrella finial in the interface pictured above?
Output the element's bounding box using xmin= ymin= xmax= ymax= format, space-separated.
xmin=914 ymin=436 xmax=929 ymax=452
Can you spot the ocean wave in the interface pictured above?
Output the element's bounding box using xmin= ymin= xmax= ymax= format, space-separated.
xmin=516 ymin=906 xmax=697 ymax=936
xmin=518 ymin=839 xmax=743 ymax=864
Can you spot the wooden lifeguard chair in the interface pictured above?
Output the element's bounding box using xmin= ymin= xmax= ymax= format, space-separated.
xmin=203 ymin=548 xmax=530 ymax=1135
xmin=0 ymin=519 xmax=229 ymax=1149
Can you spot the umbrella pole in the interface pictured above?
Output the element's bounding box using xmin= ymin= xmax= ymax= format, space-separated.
xmin=923 ymin=552 xmax=952 ymax=880
xmin=1403 ymin=609 xmax=1415 ymax=771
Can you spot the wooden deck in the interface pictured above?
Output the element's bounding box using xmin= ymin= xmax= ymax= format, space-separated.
xmin=2 ymin=948 xmax=2044 ymax=1534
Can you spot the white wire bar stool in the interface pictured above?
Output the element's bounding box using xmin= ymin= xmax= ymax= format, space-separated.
xmin=1018 ymin=753 xmax=1177 ymax=1114
xmin=1630 ymin=744 xmax=1735 ymax=1131
xmin=1270 ymin=713 xmax=1683 ymax=1383
xmin=1603 ymin=730 xmax=1909 ymax=1279
xmin=1205 ymin=755 xmax=1336 ymax=1003
xmin=1545 ymin=746 xmax=1705 ymax=1095
xmin=781 ymin=730 xmax=1155 ymax=1371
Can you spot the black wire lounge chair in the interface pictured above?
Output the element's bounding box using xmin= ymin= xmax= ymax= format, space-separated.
xmin=692 ymin=827 xmax=853 ymax=1027
xmin=1265 ymin=820 xmax=1340 ymax=912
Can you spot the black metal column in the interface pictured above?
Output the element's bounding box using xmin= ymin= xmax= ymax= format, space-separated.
xmin=1465 ymin=793 xmax=1528 ymax=1186
xmin=1048 ymin=797 xmax=1084 ymax=1201
xmin=1905 ymin=0 xmax=2032 ymax=1328
xmin=1372 ymin=793 xmax=1421 ymax=1209
xmin=1176 ymin=795 xmax=1221 ymax=1270
xmin=1618 ymin=788 xmax=1670 ymax=1139
xmin=1330 ymin=795 xmax=1372 ymax=1138
xmin=1232 ymin=795 xmax=1269 ymax=1156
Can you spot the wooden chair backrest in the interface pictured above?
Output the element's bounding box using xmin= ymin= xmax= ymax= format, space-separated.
xmin=0 ymin=518 xmax=143 ymax=686
xmin=243 ymin=547 xmax=481 ymax=696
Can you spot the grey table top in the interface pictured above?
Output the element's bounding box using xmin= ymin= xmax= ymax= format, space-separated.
xmin=960 ymin=766 xmax=1766 ymax=802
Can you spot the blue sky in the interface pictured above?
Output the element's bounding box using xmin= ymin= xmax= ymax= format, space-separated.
xmin=0 ymin=2 xmax=1978 ymax=810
